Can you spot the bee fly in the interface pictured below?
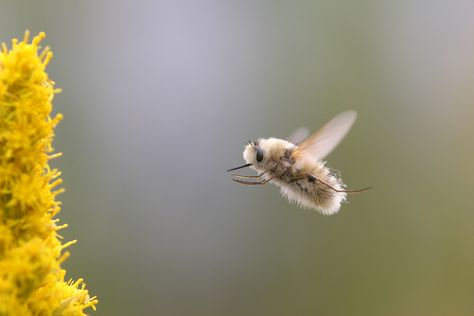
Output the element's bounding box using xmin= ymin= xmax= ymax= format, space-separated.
xmin=227 ymin=111 xmax=370 ymax=215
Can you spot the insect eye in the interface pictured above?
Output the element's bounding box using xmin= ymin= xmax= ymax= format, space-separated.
xmin=256 ymin=148 xmax=264 ymax=162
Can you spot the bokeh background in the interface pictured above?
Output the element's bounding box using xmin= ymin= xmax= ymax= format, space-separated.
xmin=2 ymin=0 xmax=474 ymax=315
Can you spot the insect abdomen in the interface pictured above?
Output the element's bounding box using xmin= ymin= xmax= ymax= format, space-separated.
xmin=277 ymin=163 xmax=347 ymax=215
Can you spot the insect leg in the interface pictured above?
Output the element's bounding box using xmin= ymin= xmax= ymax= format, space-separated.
xmin=232 ymin=169 xmax=285 ymax=185
xmin=232 ymin=175 xmax=275 ymax=185
xmin=231 ymin=170 xmax=268 ymax=179
xmin=305 ymin=174 xmax=371 ymax=194
xmin=232 ymin=174 xmax=261 ymax=179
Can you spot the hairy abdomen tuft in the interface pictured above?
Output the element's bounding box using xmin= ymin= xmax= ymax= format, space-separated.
xmin=276 ymin=162 xmax=347 ymax=215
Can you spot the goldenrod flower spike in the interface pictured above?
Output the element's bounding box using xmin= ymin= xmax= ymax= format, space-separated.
xmin=0 ymin=31 xmax=97 ymax=315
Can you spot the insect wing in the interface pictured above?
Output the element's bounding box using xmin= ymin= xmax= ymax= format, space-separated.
xmin=286 ymin=127 xmax=310 ymax=145
xmin=292 ymin=111 xmax=357 ymax=162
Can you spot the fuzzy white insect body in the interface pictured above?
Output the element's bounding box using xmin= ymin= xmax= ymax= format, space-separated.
xmin=228 ymin=111 xmax=368 ymax=215
xmin=243 ymin=138 xmax=346 ymax=214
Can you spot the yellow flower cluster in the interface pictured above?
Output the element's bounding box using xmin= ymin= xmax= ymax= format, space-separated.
xmin=0 ymin=32 xmax=97 ymax=315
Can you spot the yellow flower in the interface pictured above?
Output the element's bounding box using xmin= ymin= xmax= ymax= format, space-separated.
xmin=0 ymin=32 xmax=97 ymax=315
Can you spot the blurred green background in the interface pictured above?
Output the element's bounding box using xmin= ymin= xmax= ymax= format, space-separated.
xmin=2 ymin=0 xmax=474 ymax=315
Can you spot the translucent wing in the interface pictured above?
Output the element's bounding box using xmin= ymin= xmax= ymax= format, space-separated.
xmin=286 ymin=127 xmax=310 ymax=145
xmin=292 ymin=111 xmax=357 ymax=162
